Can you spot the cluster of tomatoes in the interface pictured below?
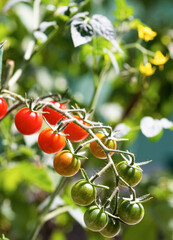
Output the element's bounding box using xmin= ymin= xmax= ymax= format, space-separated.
xmin=0 ymin=97 xmax=145 ymax=238
xmin=71 ymin=142 xmax=144 ymax=238
xmin=13 ymin=100 xmax=91 ymax=176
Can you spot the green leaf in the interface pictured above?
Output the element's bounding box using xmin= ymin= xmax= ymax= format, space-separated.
xmin=114 ymin=0 xmax=134 ymax=20
xmin=18 ymin=162 xmax=53 ymax=192
xmin=91 ymin=14 xmax=115 ymax=41
xmin=71 ymin=12 xmax=94 ymax=47
xmin=0 ymin=162 xmax=53 ymax=193
xmin=0 ymin=41 xmax=6 ymax=88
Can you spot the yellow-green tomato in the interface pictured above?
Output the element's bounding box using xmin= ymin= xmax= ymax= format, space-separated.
xmin=71 ymin=180 xmax=96 ymax=206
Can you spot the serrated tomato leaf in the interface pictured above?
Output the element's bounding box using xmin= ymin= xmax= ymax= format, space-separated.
xmin=71 ymin=19 xmax=93 ymax=47
xmin=91 ymin=14 xmax=115 ymax=41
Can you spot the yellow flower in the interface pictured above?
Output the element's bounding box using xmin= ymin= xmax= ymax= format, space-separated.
xmin=138 ymin=24 xmax=157 ymax=42
xmin=139 ymin=62 xmax=156 ymax=76
xmin=150 ymin=51 xmax=169 ymax=70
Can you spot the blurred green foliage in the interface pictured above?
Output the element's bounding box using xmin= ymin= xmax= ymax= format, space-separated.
xmin=0 ymin=0 xmax=173 ymax=239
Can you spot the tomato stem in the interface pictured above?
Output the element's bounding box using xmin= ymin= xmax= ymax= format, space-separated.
xmin=66 ymin=138 xmax=74 ymax=154
xmin=90 ymin=162 xmax=112 ymax=182
xmin=81 ymin=168 xmax=90 ymax=182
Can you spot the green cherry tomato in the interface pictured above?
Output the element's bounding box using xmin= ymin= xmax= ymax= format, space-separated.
xmin=84 ymin=206 xmax=108 ymax=232
xmin=100 ymin=217 xmax=121 ymax=238
xmin=116 ymin=161 xmax=142 ymax=187
xmin=71 ymin=179 xmax=96 ymax=206
xmin=118 ymin=200 xmax=144 ymax=225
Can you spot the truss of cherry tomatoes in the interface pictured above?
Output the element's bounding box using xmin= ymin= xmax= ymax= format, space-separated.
xmin=0 ymin=95 xmax=151 ymax=238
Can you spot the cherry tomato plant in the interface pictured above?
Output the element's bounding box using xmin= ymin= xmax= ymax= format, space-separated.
xmin=0 ymin=0 xmax=171 ymax=240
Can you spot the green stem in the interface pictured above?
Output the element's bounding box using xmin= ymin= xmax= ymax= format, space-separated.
xmin=28 ymin=177 xmax=67 ymax=240
xmin=31 ymin=26 xmax=59 ymax=59
xmin=90 ymin=162 xmax=112 ymax=182
xmin=43 ymin=205 xmax=71 ymax=223
xmin=106 ymin=154 xmax=136 ymax=202
xmin=89 ymin=63 xmax=110 ymax=119
xmin=124 ymin=42 xmax=155 ymax=57
xmin=104 ymin=184 xmax=119 ymax=208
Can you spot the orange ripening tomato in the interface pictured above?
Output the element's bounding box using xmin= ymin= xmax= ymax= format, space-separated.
xmin=53 ymin=150 xmax=81 ymax=177
xmin=38 ymin=128 xmax=66 ymax=154
xmin=63 ymin=115 xmax=89 ymax=142
xmin=43 ymin=101 xmax=67 ymax=125
xmin=90 ymin=132 xmax=117 ymax=159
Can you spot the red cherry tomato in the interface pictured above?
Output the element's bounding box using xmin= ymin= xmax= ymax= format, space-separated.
xmin=0 ymin=98 xmax=8 ymax=120
xmin=15 ymin=107 xmax=43 ymax=135
xmin=43 ymin=101 xmax=67 ymax=125
xmin=63 ymin=115 xmax=89 ymax=142
xmin=38 ymin=128 xmax=66 ymax=154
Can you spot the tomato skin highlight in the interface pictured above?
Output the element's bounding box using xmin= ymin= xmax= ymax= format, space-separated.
xmin=100 ymin=218 xmax=121 ymax=238
xmin=84 ymin=206 xmax=108 ymax=232
xmin=90 ymin=132 xmax=117 ymax=159
xmin=43 ymin=101 xmax=67 ymax=125
xmin=71 ymin=179 xmax=96 ymax=206
xmin=53 ymin=150 xmax=81 ymax=177
xmin=116 ymin=161 xmax=142 ymax=187
xmin=0 ymin=98 xmax=8 ymax=120
xmin=15 ymin=107 xmax=43 ymax=135
xmin=38 ymin=128 xmax=66 ymax=154
xmin=63 ymin=115 xmax=89 ymax=142
xmin=118 ymin=200 xmax=144 ymax=225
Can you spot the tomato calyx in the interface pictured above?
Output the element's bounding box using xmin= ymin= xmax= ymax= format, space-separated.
xmin=26 ymin=98 xmax=43 ymax=114
xmin=80 ymin=168 xmax=109 ymax=191
xmin=122 ymin=193 xmax=152 ymax=204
